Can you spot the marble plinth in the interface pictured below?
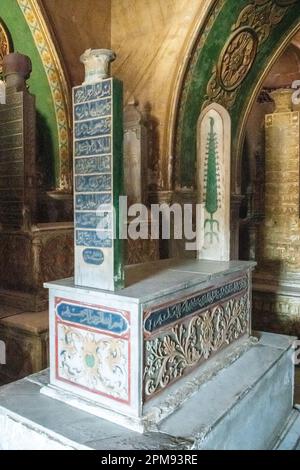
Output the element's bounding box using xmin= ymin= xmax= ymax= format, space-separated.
xmin=43 ymin=259 xmax=255 ymax=432
xmin=0 ymin=332 xmax=298 ymax=450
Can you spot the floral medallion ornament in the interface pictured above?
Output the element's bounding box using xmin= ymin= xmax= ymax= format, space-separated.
xmin=217 ymin=27 xmax=258 ymax=92
xmin=0 ymin=19 xmax=12 ymax=75
xmin=203 ymin=0 xmax=294 ymax=110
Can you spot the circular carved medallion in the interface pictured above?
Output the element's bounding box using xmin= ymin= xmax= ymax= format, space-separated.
xmin=217 ymin=27 xmax=258 ymax=92
xmin=0 ymin=19 xmax=12 ymax=74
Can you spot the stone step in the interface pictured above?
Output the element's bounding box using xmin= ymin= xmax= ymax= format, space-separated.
xmin=0 ymin=331 xmax=296 ymax=450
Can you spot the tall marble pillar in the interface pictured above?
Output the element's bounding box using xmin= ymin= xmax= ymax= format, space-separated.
xmin=262 ymin=89 xmax=300 ymax=270
xmin=253 ymin=89 xmax=300 ymax=335
xmin=73 ymin=49 xmax=124 ymax=291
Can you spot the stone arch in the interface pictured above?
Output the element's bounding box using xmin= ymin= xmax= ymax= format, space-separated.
xmin=0 ymin=0 xmax=71 ymax=192
xmin=173 ymin=0 xmax=300 ymax=256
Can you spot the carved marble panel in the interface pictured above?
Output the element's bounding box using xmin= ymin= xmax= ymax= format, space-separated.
xmin=75 ymin=156 xmax=111 ymax=174
xmin=73 ymin=81 xmax=112 ymax=104
xmin=75 ymin=117 xmax=111 ymax=139
xmin=75 ymin=193 xmax=112 ymax=211
xmin=76 ymin=230 xmax=112 ymax=248
xmin=74 ymin=136 xmax=111 ymax=157
xmin=74 ymin=99 xmax=111 ymax=121
xmin=143 ymin=276 xmax=250 ymax=399
xmin=55 ymin=298 xmax=130 ymax=403
xmin=197 ymin=103 xmax=231 ymax=261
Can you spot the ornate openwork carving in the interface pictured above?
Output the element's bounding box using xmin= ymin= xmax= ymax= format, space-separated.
xmin=144 ymin=291 xmax=249 ymax=398
xmin=0 ymin=19 xmax=12 ymax=74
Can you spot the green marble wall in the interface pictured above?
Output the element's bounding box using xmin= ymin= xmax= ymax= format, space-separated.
xmin=178 ymin=0 xmax=300 ymax=189
xmin=0 ymin=0 xmax=58 ymax=187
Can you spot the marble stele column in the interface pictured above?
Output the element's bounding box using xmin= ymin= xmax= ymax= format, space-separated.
xmin=253 ymin=88 xmax=300 ymax=334
xmin=73 ymin=49 xmax=124 ymax=291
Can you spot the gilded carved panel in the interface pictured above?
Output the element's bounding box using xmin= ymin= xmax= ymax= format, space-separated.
xmin=204 ymin=0 xmax=297 ymax=110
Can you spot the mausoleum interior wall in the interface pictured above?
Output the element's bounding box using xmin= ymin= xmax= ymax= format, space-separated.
xmin=239 ymin=32 xmax=300 ymax=335
xmin=111 ymin=0 xmax=212 ymax=191
xmin=38 ymin=0 xmax=213 ymax=194
xmin=41 ymin=0 xmax=111 ymax=87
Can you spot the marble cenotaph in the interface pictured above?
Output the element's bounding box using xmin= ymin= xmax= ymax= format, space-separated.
xmin=40 ymin=51 xmax=257 ymax=432
xmin=0 ymin=54 xmax=297 ymax=450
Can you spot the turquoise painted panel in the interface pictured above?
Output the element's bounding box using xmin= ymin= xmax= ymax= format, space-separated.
xmin=75 ymin=212 xmax=111 ymax=229
xmin=75 ymin=117 xmax=111 ymax=139
xmin=74 ymin=137 xmax=111 ymax=157
xmin=73 ymin=82 xmax=111 ymax=104
xmin=74 ymin=99 xmax=111 ymax=121
xmin=144 ymin=277 xmax=248 ymax=333
xmin=56 ymin=302 xmax=128 ymax=334
xmin=75 ymin=156 xmax=111 ymax=174
xmin=75 ymin=175 xmax=111 ymax=192
xmin=76 ymin=230 xmax=112 ymax=248
xmin=75 ymin=193 xmax=112 ymax=210
xmin=82 ymin=249 xmax=104 ymax=266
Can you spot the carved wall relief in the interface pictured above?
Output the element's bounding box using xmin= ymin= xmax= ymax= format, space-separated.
xmin=143 ymin=276 xmax=250 ymax=399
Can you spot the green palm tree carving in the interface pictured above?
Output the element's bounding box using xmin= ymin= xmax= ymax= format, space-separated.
xmin=204 ymin=117 xmax=220 ymax=243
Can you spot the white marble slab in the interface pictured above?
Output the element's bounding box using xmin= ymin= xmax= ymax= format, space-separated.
xmin=45 ymin=258 xmax=256 ymax=304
